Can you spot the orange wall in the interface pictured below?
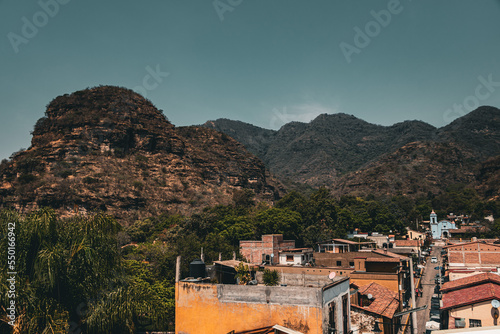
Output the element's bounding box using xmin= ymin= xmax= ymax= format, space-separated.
xmin=175 ymin=282 xmax=324 ymax=334
xmin=349 ymin=274 xmax=399 ymax=293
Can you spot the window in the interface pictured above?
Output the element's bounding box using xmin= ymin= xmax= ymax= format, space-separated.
xmin=349 ymin=261 xmax=354 ymax=267
xmin=469 ymin=319 xmax=481 ymax=328
xmin=336 ymin=261 xmax=342 ymax=266
xmin=328 ymin=302 xmax=336 ymax=332
xmin=286 ymin=255 xmax=294 ymax=262
xmin=342 ymin=294 xmax=349 ymax=334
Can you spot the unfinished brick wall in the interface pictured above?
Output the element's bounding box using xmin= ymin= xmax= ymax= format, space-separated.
xmin=447 ymin=242 xmax=500 ymax=267
xmin=240 ymin=234 xmax=295 ymax=265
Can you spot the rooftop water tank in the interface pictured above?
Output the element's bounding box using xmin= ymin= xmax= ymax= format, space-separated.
xmin=189 ymin=259 xmax=206 ymax=278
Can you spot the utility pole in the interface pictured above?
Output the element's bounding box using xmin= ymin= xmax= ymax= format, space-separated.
xmin=409 ymin=257 xmax=418 ymax=334
xmin=175 ymin=256 xmax=181 ymax=283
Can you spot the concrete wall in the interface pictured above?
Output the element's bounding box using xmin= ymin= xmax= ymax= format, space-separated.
xmin=176 ymin=282 xmax=323 ymax=334
xmin=322 ymin=279 xmax=351 ymax=334
xmin=255 ymin=271 xmax=335 ymax=288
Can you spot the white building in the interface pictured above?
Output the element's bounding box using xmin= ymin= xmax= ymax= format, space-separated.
xmin=278 ymin=248 xmax=313 ymax=266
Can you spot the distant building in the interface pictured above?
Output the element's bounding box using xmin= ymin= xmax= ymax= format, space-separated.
xmin=430 ymin=210 xmax=456 ymax=239
xmin=256 ymin=265 xmax=353 ymax=288
xmin=317 ymin=238 xmax=376 ymax=253
xmin=240 ymin=234 xmax=295 ymax=265
xmin=448 ymin=225 xmax=490 ymax=239
xmin=407 ymin=230 xmax=426 ymax=241
xmin=278 ymin=248 xmax=314 ymax=266
xmin=367 ymin=234 xmax=395 ymax=249
xmin=445 ymin=240 xmax=500 ymax=280
xmin=440 ymin=273 xmax=500 ymax=329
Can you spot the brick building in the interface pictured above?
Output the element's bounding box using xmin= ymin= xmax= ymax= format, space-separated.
xmin=445 ymin=241 xmax=500 ymax=270
xmin=240 ymin=234 xmax=295 ymax=265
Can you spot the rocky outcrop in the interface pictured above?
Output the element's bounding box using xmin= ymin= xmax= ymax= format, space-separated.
xmin=0 ymin=86 xmax=281 ymax=223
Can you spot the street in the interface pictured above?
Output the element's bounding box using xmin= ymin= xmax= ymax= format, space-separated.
xmin=415 ymin=245 xmax=442 ymax=333
xmin=400 ymin=244 xmax=442 ymax=334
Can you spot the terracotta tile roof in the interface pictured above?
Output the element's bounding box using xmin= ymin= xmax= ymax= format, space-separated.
xmin=371 ymin=249 xmax=408 ymax=260
xmin=394 ymin=240 xmax=421 ymax=247
xmin=443 ymin=240 xmax=500 ymax=249
xmin=441 ymin=283 xmax=500 ymax=310
xmin=441 ymin=273 xmax=500 ymax=292
xmin=355 ymin=282 xmax=400 ymax=318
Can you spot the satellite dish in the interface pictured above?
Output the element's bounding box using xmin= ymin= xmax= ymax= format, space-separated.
xmin=328 ymin=272 xmax=336 ymax=280
xmin=492 ymin=299 xmax=500 ymax=309
xmin=367 ymin=294 xmax=373 ymax=300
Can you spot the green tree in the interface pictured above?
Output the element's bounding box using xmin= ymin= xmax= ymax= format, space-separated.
xmin=263 ymin=269 xmax=280 ymax=286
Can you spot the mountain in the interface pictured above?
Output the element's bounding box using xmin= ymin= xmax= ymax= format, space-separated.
xmin=203 ymin=119 xmax=276 ymax=158
xmin=205 ymin=113 xmax=437 ymax=186
xmin=0 ymin=86 xmax=281 ymax=223
xmin=204 ymin=106 xmax=500 ymax=199
xmin=333 ymin=106 xmax=500 ymax=198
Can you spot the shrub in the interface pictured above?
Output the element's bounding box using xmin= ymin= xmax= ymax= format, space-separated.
xmin=18 ymin=173 xmax=37 ymax=184
xmin=263 ymin=269 xmax=280 ymax=286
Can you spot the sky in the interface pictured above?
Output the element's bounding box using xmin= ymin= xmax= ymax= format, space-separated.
xmin=1 ymin=0 xmax=500 ymax=160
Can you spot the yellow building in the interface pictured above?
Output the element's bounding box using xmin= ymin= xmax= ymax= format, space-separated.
xmin=175 ymin=277 xmax=351 ymax=334
xmin=441 ymin=273 xmax=500 ymax=329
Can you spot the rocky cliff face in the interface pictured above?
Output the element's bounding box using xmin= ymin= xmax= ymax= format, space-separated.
xmin=0 ymin=86 xmax=281 ymax=223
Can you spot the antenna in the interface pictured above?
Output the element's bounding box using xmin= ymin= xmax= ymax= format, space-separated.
xmin=328 ymin=272 xmax=336 ymax=280
xmin=367 ymin=294 xmax=373 ymax=300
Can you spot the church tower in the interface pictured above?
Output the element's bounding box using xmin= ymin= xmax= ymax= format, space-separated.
xmin=430 ymin=210 xmax=437 ymax=225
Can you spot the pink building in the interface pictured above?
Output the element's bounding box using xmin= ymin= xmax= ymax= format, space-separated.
xmin=240 ymin=234 xmax=295 ymax=265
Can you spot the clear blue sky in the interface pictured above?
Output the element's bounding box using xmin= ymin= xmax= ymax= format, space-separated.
xmin=1 ymin=0 xmax=500 ymax=160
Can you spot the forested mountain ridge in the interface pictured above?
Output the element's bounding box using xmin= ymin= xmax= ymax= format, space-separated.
xmin=0 ymin=86 xmax=282 ymax=224
xmin=205 ymin=106 xmax=500 ymax=199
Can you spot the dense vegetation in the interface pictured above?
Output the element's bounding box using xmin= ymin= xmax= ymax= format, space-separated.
xmin=2 ymin=186 xmax=500 ymax=332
